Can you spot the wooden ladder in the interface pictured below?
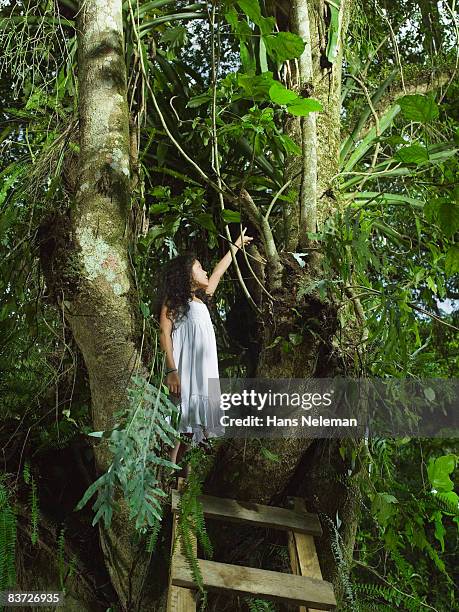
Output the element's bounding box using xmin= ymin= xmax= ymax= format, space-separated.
xmin=167 ymin=478 xmax=336 ymax=611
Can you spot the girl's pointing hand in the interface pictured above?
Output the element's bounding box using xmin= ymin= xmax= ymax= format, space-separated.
xmin=235 ymin=226 xmax=253 ymax=249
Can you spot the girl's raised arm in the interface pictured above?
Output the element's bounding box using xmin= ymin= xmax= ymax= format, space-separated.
xmin=206 ymin=227 xmax=253 ymax=296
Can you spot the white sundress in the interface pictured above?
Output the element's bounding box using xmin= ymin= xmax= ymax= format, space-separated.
xmin=172 ymin=299 xmax=224 ymax=445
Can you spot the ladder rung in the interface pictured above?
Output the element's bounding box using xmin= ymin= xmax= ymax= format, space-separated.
xmin=172 ymin=557 xmax=336 ymax=610
xmin=171 ymin=490 xmax=322 ymax=536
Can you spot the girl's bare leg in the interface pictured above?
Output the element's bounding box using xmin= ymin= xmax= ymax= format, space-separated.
xmin=178 ymin=433 xmax=193 ymax=478
xmin=169 ymin=440 xmax=180 ymax=465
xmin=169 ymin=434 xmax=193 ymax=479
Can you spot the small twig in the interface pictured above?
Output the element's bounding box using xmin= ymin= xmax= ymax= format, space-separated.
xmin=346 ymin=285 xmax=459 ymax=331
xmin=264 ymin=177 xmax=295 ymax=222
xmin=344 ymin=284 xmax=369 ymax=343
xmin=239 ymin=240 xmax=277 ymax=302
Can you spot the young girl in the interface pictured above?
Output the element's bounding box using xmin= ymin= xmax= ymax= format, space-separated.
xmin=158 ymin=228 xmax=253 ymax=475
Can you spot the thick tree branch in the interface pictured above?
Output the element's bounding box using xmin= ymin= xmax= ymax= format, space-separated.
xmin=68 ymin=2 xmax=157 ymax=609
xmin=358 ymin=70 xmax=455 ymax=139
xmin=239 ymin=188 xmax=283 ymax=291
xmin=291 ymin=0 xmax=317 ymax=250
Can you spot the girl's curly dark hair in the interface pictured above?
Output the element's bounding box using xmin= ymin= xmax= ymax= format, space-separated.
xmin=155 ymin=251 xmax=211 ymax=329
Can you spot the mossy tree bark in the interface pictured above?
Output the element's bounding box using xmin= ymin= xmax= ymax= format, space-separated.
xmin=56 ymin=1 xmax=154 ymax=609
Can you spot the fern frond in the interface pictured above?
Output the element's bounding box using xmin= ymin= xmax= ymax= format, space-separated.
xmin=0 ymin=481 xmax=17 ymax=591
xmin=354 ymin=581 xmax=427 ymax=610
xmin=433 ymin=492 xmax=459 ymax=517
xmin=175 ymin=445 xmax=214 ymax=602
xmin=322 ymin=513 xmax=356 ymax=607
xmin=57 ymin=527 xmax=66 ymax=590
xmin=75 ymin=373 xmax=181 ymax=532
xmin=145 ymin=518 xmax=162 ymax=553
xmin=245 ymin=596 xmax=277 ymax=611
xmin=23 ymin=461 xmax=31 ymax=485
xmin=29 ymin=474 xmax=39 ymax=545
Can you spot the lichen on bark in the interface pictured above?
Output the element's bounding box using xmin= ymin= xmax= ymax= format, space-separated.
xmin=76 ymin=227 xmax=129 ymax=296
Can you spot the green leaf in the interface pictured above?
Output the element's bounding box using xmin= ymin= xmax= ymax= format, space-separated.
xmin=424 ymin=198 xmax=459 ymax=237
xmin=221 ymin=210 xmax=241 ymax=223
xmin=150 ymin=186 xmax=170 ymax=198
xmin=195 ymin=213 xmax=217 ymax=232
xmin=394 ymin=144 xmax=429 ymax=165
xmin=385 ymin=135 xmax=406 ymax=146
xmin=437 ymin=201 xmax=459 ymax=237
xmin=427 ymin=455 xmax=457 ymax=492
xmin=281 ymin=339 xmax=291 ymax=353
xmin=286 ymin=98 xmax=322 ymax=116
xmin=240 ymin=40 xmax=256 ymax=74
xmin=277 ymin=134 xmax=302 ymax=155
xmin=0 ymin=165 xmax=23 ymax=208
xmin=435 ymin=491 xmax=459 ymax=516
xmin=149 ymin=203 xmax=169 ymax=215
xmin=74 ymin=473 xmax=107 ymax=511
xmin=288 ymin=333 xmax=303 ymax=346
xmin=268 ymin=81 xmax=299 ymax=105
xmin=259 ymin=35 xmax=268 ymax=73
xmin=445 ymin=245 xmax=459 ymax=276
xmin=371 ymin=492 xmax=398 ymax=529
xmin=237 ymin=0 xmax=275 ymax=35
xmin=263 ymin=31 xmax=305 ymax=62
xmin=426 ymin=276 xmax=437 ymax=294
xmin=325 ymin=2 xmax=340 ymax=63
xmin=25 ymin=88 xmax=48 ymax=112
xmin=159 ymin=26 xmax=188 ymax=49
xmin=140 ymin=302 xmax=150 ymax=318
xmin=224 ymin=7 xmax=239 ymax=30
xmin=343 ymin=104 xmax=401 ymax=172
xmin=423 ymin=200 xmax=438 ymax=223
xmin=187 ymin=93 xmax=211 ymax=108
xmin=163 ymin=216 xmax=181 ymax=236
xmin=145 ymin=226 xmax=168 ymax=245
xmin=398 ymin=94 xmax=439 ymax=123
xmin=265 ymin=335 xmax=282 ymax=349
xmin=260 ymin=447 xmax=281 ymax=462
xmin=431 ymin=511 xmax=446 ymax=552
xmin=237 ymin=71 xmax=275 ymax=100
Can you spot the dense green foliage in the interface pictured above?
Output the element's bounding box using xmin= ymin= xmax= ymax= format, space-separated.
xmin=0 ymin=0 xmax=457 ymax=610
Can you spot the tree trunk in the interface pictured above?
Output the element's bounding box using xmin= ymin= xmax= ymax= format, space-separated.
xmin=209 ymin=0 xmax=353 ymax=495
xmin=207 ymin=1 xmax=362 ymax=606
xmin=417 ymin=0 xmax=443 ymax=55
xmin=15 ymin=503 xmax=115 ymax=611
xmin=55 ymin=1 xmax=154 ymax=609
